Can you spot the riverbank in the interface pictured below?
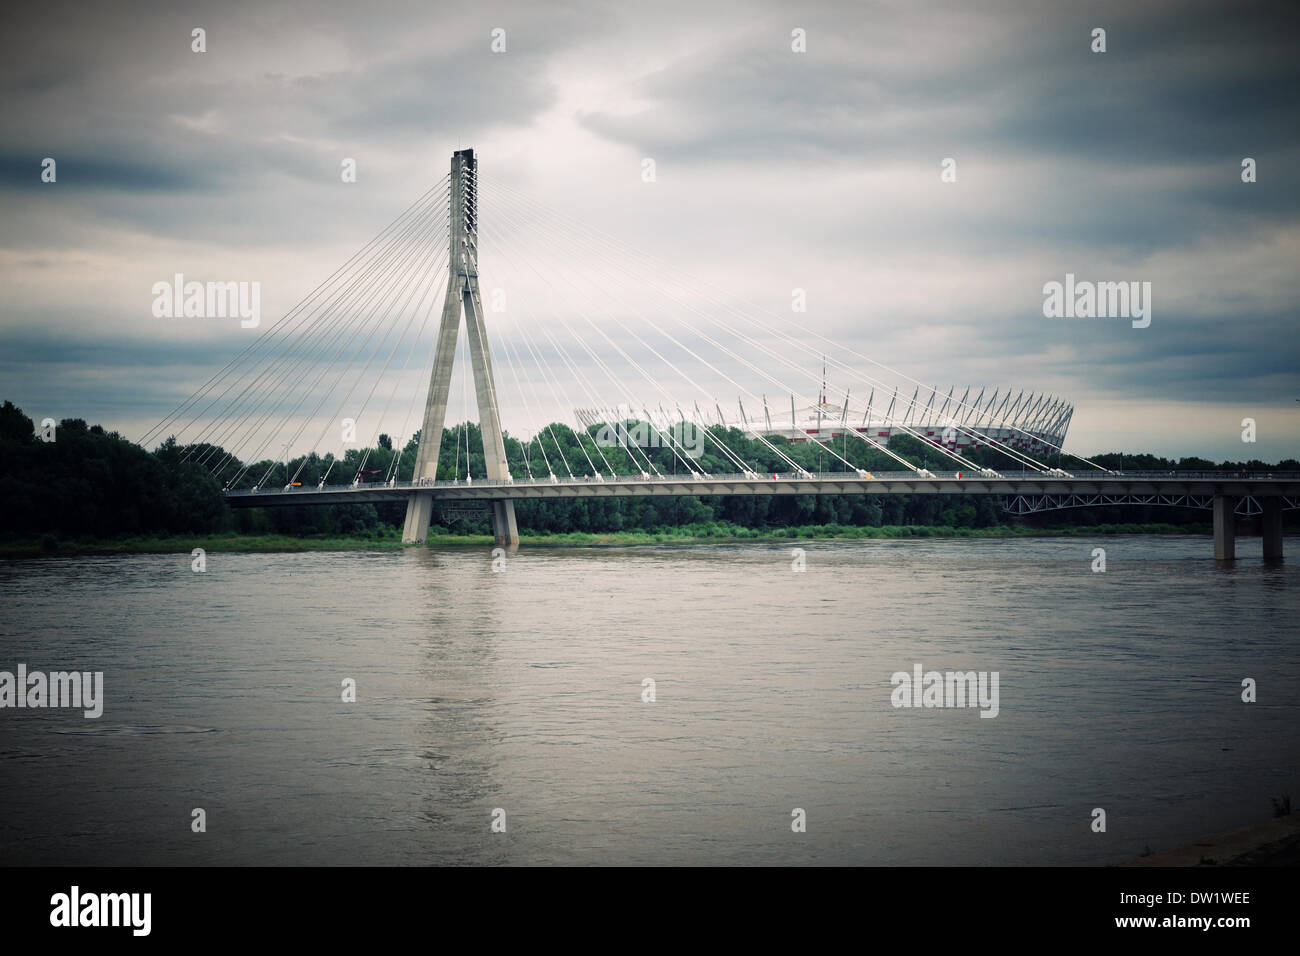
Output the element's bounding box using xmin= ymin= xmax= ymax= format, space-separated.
xmin=0 ymin=521 xmax=1212 ymax=557
xmin=1125 ymin=812 xmax=1300 ymax=867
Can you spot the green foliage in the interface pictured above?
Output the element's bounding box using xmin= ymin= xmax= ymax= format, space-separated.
xmin=0 ymin=401 xmax=35 ymax=444
xmin=0 ymin=400 xmax=1293 ymax=544
xmin=0 ymin=411 xmax=227 ymax=537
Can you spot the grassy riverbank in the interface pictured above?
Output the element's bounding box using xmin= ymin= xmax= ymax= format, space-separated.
xmin=0 ymin=520 xmax=1213 ymax=557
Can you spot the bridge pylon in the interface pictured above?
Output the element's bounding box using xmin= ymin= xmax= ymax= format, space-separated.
xmin=403 ymin=148 xmax=519 ymax=547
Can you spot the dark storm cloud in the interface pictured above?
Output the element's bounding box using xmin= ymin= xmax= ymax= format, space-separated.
xmin=580 ymin=0 xmax=1299 ymax=167
xmin=0 ymin=0 xmax=582 ymax=203
xmin=0 ymin=152 xmax=216 ymax=193
xmin=0 ymin=330 xmax=237 ymax=436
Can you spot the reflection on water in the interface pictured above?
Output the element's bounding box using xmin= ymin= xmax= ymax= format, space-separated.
xmin=0 ymin=534 xmax=1296 ymax=865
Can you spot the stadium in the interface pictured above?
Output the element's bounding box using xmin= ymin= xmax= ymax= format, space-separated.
xmin=577 ymin=385 xmax=1074 ymax=457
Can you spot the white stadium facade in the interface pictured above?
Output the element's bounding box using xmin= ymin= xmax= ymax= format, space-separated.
xmin=576 ymin=386 xmax=1074 ymax=457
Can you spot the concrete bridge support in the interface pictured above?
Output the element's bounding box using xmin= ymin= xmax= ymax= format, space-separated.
xmin=403 ymin=491 xmax=435 ymax=544
xmin=490 ymin=500 xmax=519 ymax=549
xmin=402 ymin=491 xmax=517 ymax=548
xmin=1213 ymin=495 xmax=1235 ymax=561
xmin=401 ymin=147 xmax=518 ymax=547
xmin=1262 ymin=496 xmax=1284 ymax=560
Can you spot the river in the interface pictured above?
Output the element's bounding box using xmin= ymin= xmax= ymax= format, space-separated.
xmin=1 ymin=534 xmax=1296 ymax=865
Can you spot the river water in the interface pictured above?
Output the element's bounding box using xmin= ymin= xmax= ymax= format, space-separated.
xmin=1 ymin=534 xmax=1296 ymax=866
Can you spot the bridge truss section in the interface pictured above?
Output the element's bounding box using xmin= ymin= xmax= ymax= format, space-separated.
xmin=1001 ymin=492 xmax=1300 ymax=516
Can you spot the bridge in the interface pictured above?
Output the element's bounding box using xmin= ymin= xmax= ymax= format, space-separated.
xmin=141 ymin=149 xmax=1295 ymax=561
xmin=224 ymin=469 xmax=1298 ymax=561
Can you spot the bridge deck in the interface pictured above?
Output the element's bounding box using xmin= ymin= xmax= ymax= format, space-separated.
xmin=224 ymin=471 xmax=1300 ymax=508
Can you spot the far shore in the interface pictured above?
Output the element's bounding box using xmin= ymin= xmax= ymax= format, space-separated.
xmin=0 ymin=521 xmax=1222 ymax=558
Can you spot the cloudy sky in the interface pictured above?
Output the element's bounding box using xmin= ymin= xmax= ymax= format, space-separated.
xmin=1 ymin=0 xmax=1297 ymax=463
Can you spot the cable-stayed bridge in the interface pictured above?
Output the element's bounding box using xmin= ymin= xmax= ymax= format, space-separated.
xmin=141 ymin=149 xmax=1297 ymax=560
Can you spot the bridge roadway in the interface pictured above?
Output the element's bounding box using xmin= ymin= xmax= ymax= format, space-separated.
xmin=225 ymin=470 xmax=1300 ymax=506
xmin=225 ymin=470 xmax=1298 ymax=560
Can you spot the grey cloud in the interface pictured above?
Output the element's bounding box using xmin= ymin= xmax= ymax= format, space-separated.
xmin=0 ymin=0 xmax=1296 ymax=462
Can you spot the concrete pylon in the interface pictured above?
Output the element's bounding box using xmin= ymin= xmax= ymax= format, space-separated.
xmin=1262 ymin=496 xmax=1283 ymax=560
xmin=1213 ymin=494 xmax=1235 ymax=561
xmin=403 ymin=149 xmax=519 ymax=547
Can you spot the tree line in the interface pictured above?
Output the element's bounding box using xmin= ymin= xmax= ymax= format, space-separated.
xmin=1 ymin=399 xmax=1294 ymax=541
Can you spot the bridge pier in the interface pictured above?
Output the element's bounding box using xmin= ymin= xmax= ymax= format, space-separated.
xmin=1213 ymin=495 xmax=1235 ymax=561
xmin=1262 ymin=496 xmax=1284 ymax=560
xmin=401 ymin=492 xmax=516 ymax=547
xmin=402 ymin=490 xmax=435 ymax=545
xmin=491 ymin=500 xmax=519 ymax=549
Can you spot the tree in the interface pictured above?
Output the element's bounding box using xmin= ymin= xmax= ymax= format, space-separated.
xmin=0 ymin=401 xmax=34 ymax=443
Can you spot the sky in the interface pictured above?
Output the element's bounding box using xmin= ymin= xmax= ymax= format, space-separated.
xmin=1 ymin=0 xmax=1297 ymax=463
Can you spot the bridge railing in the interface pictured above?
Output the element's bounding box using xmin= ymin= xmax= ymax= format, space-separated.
xmin=221 ymin=469 xmax=1300 ymax=497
